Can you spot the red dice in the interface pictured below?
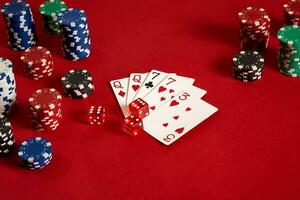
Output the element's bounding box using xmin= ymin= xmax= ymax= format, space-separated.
xmin=122 ymin=114 xmax=143 ymax=136
xmin=88 ymin=106 xmax=105 ymax=125
xmin=129 ymin=98 xmax=149 ymax=119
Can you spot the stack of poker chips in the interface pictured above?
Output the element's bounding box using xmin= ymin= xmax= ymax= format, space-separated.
xmin=58 ymin=8 xmax=91 ymax=61
xmin=238 ymin=7 xmax=271 ymax=53
xmin=0 ymin=115 xmax=15 ymax=155
xmin=29 ymin=88 xmax=62 ymax=132
xmin=232 ymin=51 xmax=264 ymax=82
xmin=284 ymin=0 xmax=300 ymax=25
xmin=18 ymin=137 xmax=52 ymax=170
xmin=1 ymin=1 xmax=37 ymax=51
xmin=277 ymin=25 xmax=300 ymax=77
xmin=61 ymin=69 xmax=94 ymax=99
xmin=39 ymin=0 xmax=67 ymax=35
xmin=20 ymin=46 xmax=54 ymax=80
xmin=0 ymin=58 xmax=17 ymax=115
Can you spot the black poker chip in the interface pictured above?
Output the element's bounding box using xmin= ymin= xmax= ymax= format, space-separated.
xmin=61 ymin=69 xmax=92 ymax=89
xmin=0 ymin=115 xmax=14 ymax=155
xmin=61 ymin=69 xmax=94 ymax=99
xmin=232 ymin=51 xmax=264 ymax=82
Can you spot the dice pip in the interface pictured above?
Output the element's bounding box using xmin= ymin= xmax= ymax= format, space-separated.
xmin=129 ymin=98 xmax=149 ymax=119
xmin=88 ymin=106 xmax=105 ymax=125
xmin=122 ymin=114 xmax=143 ymax=136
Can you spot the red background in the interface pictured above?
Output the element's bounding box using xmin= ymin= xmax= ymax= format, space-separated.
xmin=0 ymin=0 xmax=299 ymax=199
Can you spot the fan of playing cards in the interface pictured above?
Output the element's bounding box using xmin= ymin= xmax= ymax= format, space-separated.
xmin=110 ymin=70 xmax=218 ymax=145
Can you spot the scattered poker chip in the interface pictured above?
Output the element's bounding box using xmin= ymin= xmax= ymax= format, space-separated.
xmin=58 ymin=8 xmax=91 ymax=60
xmin=18 ymin=137 xmax=52 ymax=170
xmin=61 ymin=69 xmax=94 ymax=99
xmin=277 ymin=25 xmax=300 ymax=77
xmin=29 ymin=88 xmax=62 ymax=131
xmin=0 ymin=115 xmax=15 ymax=155
xmin=0 ymin=58 xmax=17 ymax=115
xmin=20 ymin=46 xmax=54 ymax=80
xmin=232 ymin=51 xmax=264 ymax=82
xmin=238 ymin=7 xmax=271 ymax=53
xmin=1 ymin=1 xmax=37 ymax=51
xmin=284 ymin=0 xmax=300 ymax=25
xmin=39 ymin=0 xmax=68 ymax=34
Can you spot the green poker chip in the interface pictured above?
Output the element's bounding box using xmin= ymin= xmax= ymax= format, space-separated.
xmin=39 ymin=0 xmax=67 ymax=17
xmin=278 ymin=25 xmax=300 ymax=46
xmin=39 ymin=0 xmax=67 ymax=34
xmin=277 ymin=25 xmax=300 ymax=77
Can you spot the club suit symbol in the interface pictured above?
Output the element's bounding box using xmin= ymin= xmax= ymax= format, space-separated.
xmin=145 ymin=81 xmax=154 ymax=88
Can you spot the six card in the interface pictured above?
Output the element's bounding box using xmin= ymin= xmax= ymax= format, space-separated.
xmin=143 ymin=86 xmax=218 ymax=145
xmin=110 ymin=77 xmax=130 ymax=117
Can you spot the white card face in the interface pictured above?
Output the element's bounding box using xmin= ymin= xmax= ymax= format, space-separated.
xmin=126 ymin=72 xmax=149 ymax=106
xmin=110 ymin=78 xmax=130 ymax=117
xmin=133 ymin=70 xmax=169 ymax=100
xmin=175 ymin=75 xmax=195 ymax=85
xmin=143 ymin=74 xmax=205 ymax=114
xmin=143 ymin=86 xmax=218 ymax=145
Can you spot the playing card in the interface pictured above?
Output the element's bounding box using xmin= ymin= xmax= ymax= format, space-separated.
xmin=143 ymin=86 xmax=218 ymax=145
xmin=133 ymin=70 xmax=169 ymax=101
xmin=126 ymin=72 xmax=149 ymax=106
xmin=143 ymin=74 xmax=205 ymax=114
xmin=110 ymin=77 xmax=130 ymax=117
xmin=175 ymin=75 xmax=195 ymax=85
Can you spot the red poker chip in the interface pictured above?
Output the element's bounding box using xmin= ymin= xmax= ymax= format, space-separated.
xmin=238 ymin=7 xmax=270 ymax=52
xmin=21 ymin=47 xmax=54 ymax=80
xmin=30 ymin=112 xmax=62 ymax=122
xmin=29 ymin=88 xmax=62 ymax=110
xmin=30 ymin=111 xmax=62 ymax=119
xmin=24 ymin=61 xmax=53 ymax=71
xmin=31 ymin=118 xmax=61 ymax=125
xmin=25 ymin=68 xmax=54 ymax=76
xmin=238 ymin=7 xmax=270 ymax=26
xmin=284 ymin=0 xmax=300 ymax=17
xmin=25 ymin=72 xmax=53 ymax=80
xmin=20 ymin=46 xmax=52 ymax=66
xmin=32 ymin=123 xmax=60 ymax=132
xmin=30 ymin=107 xmax=62 ymax=116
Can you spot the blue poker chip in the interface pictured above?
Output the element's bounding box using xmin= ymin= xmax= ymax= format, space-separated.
xmin=1 ymin=1 xmax=29 ymax=17
xmin=21 ymin=154 xmax=52 ymax=168
xmin=1 ymin=2 xmax=37 ymax=51
xmin=58 ymin=8 xmax=91 ymax=60
xmin=63 ymin=49 xmax=91 ymax=61
xmin=18 ymin=137 xmax=52 ymax=164
xmin=26 ymin=157 xmax=52 ymax=170
xmin=58 ymin=8 xmax=87 ymax=26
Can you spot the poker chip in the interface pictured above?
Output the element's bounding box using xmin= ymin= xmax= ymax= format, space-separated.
xmin=18 ymin=137 xmax=52 ymax=170
xmin=232 ymin=51 xmax=264 ymax=82
xmin=284 ymin=0 xmax=300 ymax=25
xmin=58 ymin=8 xmax=91 ymax=60
xmin=20 ymin=46 xmax=54 ymax=80
xmin=238 ymin=7 xmax=271 ymax=53
xmin=29 ymin=88 xmax=62 ymax=131
xmin=1 ymin=1 xmax=37 ymax=51
xmin=277 ymin=25 xmax=300 ymax=77
xmin=0 ymin=115 xmax=15 ymax=155
xmin=39 ymin=0 xmax=68 ymax=34
xmin=0 ymin=58 xmax=17 ymax=115
xmin=61 ymin=69 xmax=94 ymax=99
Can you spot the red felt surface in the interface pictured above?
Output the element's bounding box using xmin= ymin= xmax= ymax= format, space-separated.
xmin=0 ymin=0 xmax=299 ymax=199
